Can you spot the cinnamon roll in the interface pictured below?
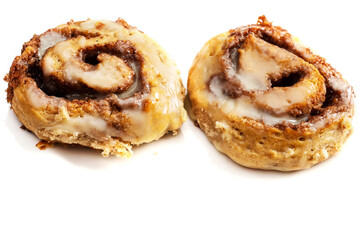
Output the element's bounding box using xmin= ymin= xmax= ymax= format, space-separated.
xmin=4 ymin=19 xmax=187 ymax=157
xmin=188 ymin=16 xmax=354 ymax=171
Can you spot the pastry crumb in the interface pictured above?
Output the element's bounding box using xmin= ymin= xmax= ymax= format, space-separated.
xmin=36 ymin=140 xmax=54 ymax=150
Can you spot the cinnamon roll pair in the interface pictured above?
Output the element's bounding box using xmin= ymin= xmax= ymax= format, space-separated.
xmin=4 ymin=16 xmax=354 ymax=171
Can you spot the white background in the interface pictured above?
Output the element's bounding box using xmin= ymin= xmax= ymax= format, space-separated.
xmin=1 ymin=0 xmax=359 ymax=239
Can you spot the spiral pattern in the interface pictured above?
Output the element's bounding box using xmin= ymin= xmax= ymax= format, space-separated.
xmin=5 ymin=19 xmax=187 ymax=156
xmin=188 ymin=16 xmax=354 ymax=170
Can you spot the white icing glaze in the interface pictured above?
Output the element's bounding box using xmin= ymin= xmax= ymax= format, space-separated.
xmin=209 ymin=75 xmax=224 ymax=97
xmin=47 ymin=114 xmax=119 ymax=140
xmin=116 ymin=62 xmax=141 ymax=99
xmin=65 ymin=54 xmax=134 ymax=91
xmin=26 ymin=84 xmax=65 ymax=110
xmin=255 ymin=84 xmax=311 ymax=110
xmin=42 ymin=39 xmax=79 ymax=76
xmin=38 ymin=31 xmax=67 ymax=59
xmin=237 ymin=46 xmax=280 ymax=91
xmin=208 ymin=76 xmax=308 ymax=125
xmin=41 ymin=55 xmax=56 ymax=76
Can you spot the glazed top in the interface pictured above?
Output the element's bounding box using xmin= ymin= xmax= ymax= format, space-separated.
xmin=5 ymin=19 xmax=187 ymax=144
xmin=188 ymin=16 xmax=354 ymax=133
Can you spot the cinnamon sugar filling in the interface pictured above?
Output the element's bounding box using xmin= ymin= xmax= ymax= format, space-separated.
xmin=207 ymin=16 xmax=353 ymax=130
xmin=26 ymin=29 xmax=150 ymax=109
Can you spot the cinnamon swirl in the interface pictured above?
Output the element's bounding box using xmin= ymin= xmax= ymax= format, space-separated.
xmin=188 ymin=16 xmax=354 ymax=171
xmin=4 ymin=19 xmax=187 ymax=157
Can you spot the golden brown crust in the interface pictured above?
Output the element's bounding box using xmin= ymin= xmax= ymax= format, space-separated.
xmin=188 ymin=16 xmax=354 ymax=171
xmin=5 ymin=18 xmax=187 ymax=157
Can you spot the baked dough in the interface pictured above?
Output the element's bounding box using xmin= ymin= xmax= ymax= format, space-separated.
xmin=4 ymin=18 xmax=187 ymax=157
xmin=187 ymin=16 xmax=354 ymax=171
